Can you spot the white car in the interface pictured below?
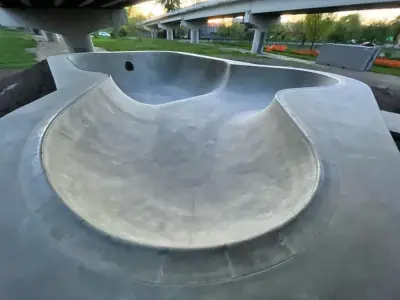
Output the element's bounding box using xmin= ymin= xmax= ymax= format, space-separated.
xmin=98 ymin=31 xmax=111 ymax=37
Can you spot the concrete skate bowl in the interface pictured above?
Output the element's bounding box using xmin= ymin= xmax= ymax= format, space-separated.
xmin=42 ymin=52 xmax=338 ymax=250
xmin=3 ymin=52 xmax=400 ymax=297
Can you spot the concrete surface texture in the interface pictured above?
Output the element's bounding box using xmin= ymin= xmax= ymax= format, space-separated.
xmin=316 ymin=43 xmax=381 ymax=71
xmin=42 ymin=52 xmax=329 ymax=248
xmin=1 ymin=52 xmax=400 ymax=299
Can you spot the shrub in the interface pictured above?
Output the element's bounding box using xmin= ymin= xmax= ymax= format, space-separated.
xmin=118 ymin=26 xmax=128 ymax=37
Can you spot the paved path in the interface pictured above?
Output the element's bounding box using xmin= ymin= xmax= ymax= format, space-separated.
xmin=260 ymin=52 xmax=316 ymax=65
xmin=26 ymin=35 xmax=106 ymax=61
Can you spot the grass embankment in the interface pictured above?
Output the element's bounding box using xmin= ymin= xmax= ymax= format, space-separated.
xmin=0 ymin=28 xmax=37 ymax=69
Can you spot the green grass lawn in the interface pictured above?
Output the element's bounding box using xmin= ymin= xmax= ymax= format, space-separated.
xmin=370 ymin=65 xmax=400 ymax=77
xmin=202 ymin=40 xmax=253 ymax=50
xmin=93 ymin=37 xmax=256 ymax=59
xmin=269 ymin=51 xmax=317 ymax=61
xmin=0 ymin=28 xmax=37 ymax=69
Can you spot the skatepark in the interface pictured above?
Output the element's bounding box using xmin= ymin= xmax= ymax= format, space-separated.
xmin=1 ymin=0 xmax=400 ymax=299
xmin=0 ymin=49 xmax=399 ymax=299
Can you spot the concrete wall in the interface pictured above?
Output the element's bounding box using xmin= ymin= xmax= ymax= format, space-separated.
xmin=316 ymin=44 xmax=381 ymax=71
xmin=0 ymin=60 xmax=56 ymax=117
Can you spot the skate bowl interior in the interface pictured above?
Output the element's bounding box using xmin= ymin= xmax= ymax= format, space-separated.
xmin=42 ymin=52 xmax=338 ymax=250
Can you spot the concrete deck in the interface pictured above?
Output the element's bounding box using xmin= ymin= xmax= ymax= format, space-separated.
xmin=1 ymin=51 xmax=400 ymax=299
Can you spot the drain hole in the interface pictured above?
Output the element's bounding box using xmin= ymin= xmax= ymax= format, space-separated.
xmin=125 ymin=61 xmax=134 ymax=71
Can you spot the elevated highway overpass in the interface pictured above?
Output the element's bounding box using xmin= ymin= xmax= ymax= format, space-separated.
xmin=142 ymin=0 xmax=400 ymax=53
xmin=0 ymin=0 xmax=147 ymax=52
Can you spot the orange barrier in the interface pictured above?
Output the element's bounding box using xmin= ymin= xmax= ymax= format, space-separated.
xmin=374 ymin=58 xmax=400 ymax=69
xmin=291 ymin=49 xmax=319 ymax=57
xmin=265 ymin=45 xmax=287 ymax=52
xmin=265 ymin=46 xmax=400 ymax=70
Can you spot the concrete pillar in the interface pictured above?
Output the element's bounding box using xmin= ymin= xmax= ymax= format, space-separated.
xmin=251 ymin=28 xmax=266 ymax=54
xmin=150 ymin=29 xmax=158 ymax=38
xmin=43 ymin=31 xmax=60 ymax=42
xmin=0 ymin=8 xmax=126 ymax=53
xmin=145 ymin=26 xmax=158 ymax=39
xmin=244 ymin=13 xmax=280 ymax=54
xmin=62 ymin=34 xmax=94 ymax=53
xmin=158 ymin=23 xmax=179 ymax=41
xmin=43 ymin=31 xmax=59 ymax=43
xmin=181 ymin=20 xmax=205 ymax=44
xmin=28 ymin=28 xmax=41 ymax=35
xmin=190 ymin=29 xmax=200 ymax=44
xmin=166 ymin=29 xmax=174 ymax=40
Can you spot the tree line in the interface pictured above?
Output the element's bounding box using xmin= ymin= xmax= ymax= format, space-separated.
xmin=213 ymin=14 xmax=399 ymax=50
xmin=265 ymin=14 xmax=400 ymax=49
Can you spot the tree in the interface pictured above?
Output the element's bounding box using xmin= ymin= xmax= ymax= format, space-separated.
xmin=126 ymin=6 xmax=147 ymax=36
xmin=217 ymin=21 xmax=231 ymax=38
xmin=391 ymin=16 xmax=400 ymax=46
xmin=328 ymin=14 xmax=361 ymax=43
xmin=216 ymin=20 xmax=246 ymax=40
xmin=287 ymin=21 xmax=306 ymax=45
xmin=327 ymin=21 xmax=347 ymax=43
xmin=229 ymin=22 xmax=246 ymax=40
xmin=362 ymin=21 xmax=391 ymax=44
xmin=303 ymin=13 xmax=335 ymax=49
xmin=341 ymin=14 xmax=362 ymax=42
xmin=157 ymin=0 xmax=180 ymax=12
xmin=268 ymin=23 xmax=290 ymax=41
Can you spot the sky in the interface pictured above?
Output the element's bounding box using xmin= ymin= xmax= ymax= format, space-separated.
xmin=135 ymin=0 xmax=400 ymax=23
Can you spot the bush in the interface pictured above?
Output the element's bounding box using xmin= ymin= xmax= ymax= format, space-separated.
xmin=118 ymin=26 xmax=128 ymax=37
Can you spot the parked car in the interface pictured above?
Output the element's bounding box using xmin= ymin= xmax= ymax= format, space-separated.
xmin=98 ymin=31 xmax=111 ymax=37
xmin=362 ymin=42 xmax=375 ymax=47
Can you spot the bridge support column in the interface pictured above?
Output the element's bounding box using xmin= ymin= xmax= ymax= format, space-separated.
xmin=190 ymin=28 xmax=199 ymax=43
xmin=244 ymin=13 xmax=280 ymax=54
xmin=158 ymin=23 xmax=178 ymax=41
xmin=251 ymin=29 xmax=266 ymax=54
xmin=43 ymin=31 xmax=60 ymax=43
xmin=28 ymin=28 xmax=41 ymax=35
xmin=0 ymin=8 xmax=127 ymax=53
xmin=63 ymin=34 xmax=94 ymax=53
xmin=181 ymin=20 xmax=205 ymax=44
xmin=145 ymin=26 xmax=158 ymax=38
xmin=151 ymin=29 xmax=158 ymax=38
xmin=167 ymin=29 xmax=174 ymax=40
